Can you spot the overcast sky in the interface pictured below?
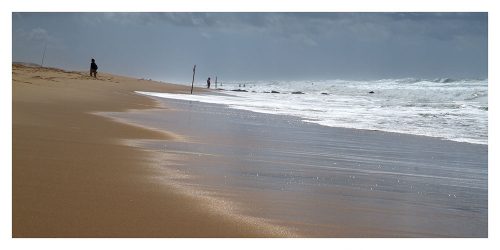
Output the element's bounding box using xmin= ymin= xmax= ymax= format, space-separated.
xmin=12 ymin=12 xmax=487 ymax=83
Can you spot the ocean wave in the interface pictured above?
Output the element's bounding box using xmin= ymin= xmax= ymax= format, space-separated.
xmin=464 ymin=90 xmax=488 ymax=101
xmin=433 ymin=78 xmax=456 ymax=83
xmin=139 ymin=77 xmax=488 ymax=145
xmin=371 ymin=77 xmax=487 ymax=85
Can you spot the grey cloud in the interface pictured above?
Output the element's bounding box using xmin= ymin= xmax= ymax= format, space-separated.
xmin=92 ymin=13 xmax=323 ymax=45
xmin=156 ymin=13 xmax=218 ymax=27
xmin=15 ymin=27 xmax=53 ymax=43
xmin=73 ymin=12 xmax=487 ymax=50
xmin=140 ymin=12 xmax=487 ymax=41
xmin=283 ymin=12 xmax=487 ymax=41
xmin=87 ymin=12 xmax=218 ymax=27
xmin=13 ymin=26 xmax=66 ymax=51
xmin=78 ymin=12 xmax=486 ymax=46
xmin=27 ymin=27 xmax=50 ymax=41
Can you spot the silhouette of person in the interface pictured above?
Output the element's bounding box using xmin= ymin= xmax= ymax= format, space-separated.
xmin=207 ymin=77 xmax=211 ymax=89
xmin=90 ymin=58 xmax=98 ymax=78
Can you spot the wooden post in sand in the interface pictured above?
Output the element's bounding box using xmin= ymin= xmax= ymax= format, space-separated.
xmin=41 ymin=43 xmax=47 ymax=68
xmin=215 ymin=76 xmax=218 ymax=89
xmin=191 ymin=64 xmax=196 ymax=94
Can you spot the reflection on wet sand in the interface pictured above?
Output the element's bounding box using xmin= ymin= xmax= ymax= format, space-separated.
xmin=105 ymin=97 xmax=487 ymax=237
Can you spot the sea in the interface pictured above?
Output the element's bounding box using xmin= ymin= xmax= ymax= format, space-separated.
xmin=138 ymin=78 xmax=488 ymax=145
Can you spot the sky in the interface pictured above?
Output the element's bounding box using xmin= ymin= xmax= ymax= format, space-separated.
xmin=12 ymin=12 xmax=488 ymax=83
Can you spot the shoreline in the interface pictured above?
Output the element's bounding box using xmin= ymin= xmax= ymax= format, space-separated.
xmin=12 ymin=64 xmax=284 ymax=237
xmin=137 ymin=91 xmax=486 ymax=147
xmin=135 ymin=89 xmax=488 ymax=146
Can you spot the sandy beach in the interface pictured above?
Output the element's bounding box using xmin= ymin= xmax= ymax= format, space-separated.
xmin=12 ymin=64 xmax=487 ymax=237
xmin=12 ymin=64 xmax=286 ymax=237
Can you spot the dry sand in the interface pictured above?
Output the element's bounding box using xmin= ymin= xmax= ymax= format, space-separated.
xmin=12 ymin=64 xmax=279 ymax=237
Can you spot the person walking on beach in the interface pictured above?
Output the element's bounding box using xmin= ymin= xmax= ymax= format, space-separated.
xmin=207 ymin=77 xmax=211 ymax=89
xmin=90 ymin=58 xmax=98 ymax=78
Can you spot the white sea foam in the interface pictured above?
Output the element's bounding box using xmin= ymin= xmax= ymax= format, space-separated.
xmin=138 ymin=78 xmax=488 ymax=144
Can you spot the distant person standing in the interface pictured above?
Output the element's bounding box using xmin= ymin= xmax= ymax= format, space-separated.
xmin=207 ymin=77 xmax=211 ymax=89
xmin=90 ymin=58 xmax=98 ymax=78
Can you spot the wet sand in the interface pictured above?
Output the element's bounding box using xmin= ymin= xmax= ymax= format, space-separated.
xmin=105 ymin=96 xmax=488 ymax=237
xmin=12 ymin=64 xmax=286 ymax=237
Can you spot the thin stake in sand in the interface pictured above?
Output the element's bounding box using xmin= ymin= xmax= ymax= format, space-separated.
xmin=191 ymin=64 xmax=196 ymax=94
xmin=41 ymin=42 xmax=47 ymax=67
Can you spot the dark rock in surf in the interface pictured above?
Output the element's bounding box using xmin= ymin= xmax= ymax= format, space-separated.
xmin=321 ymin=92 xmax=329 ymax=95
xmin=271 ymin=90 xmax=280 ymax=94
xmin=231 ymin=89 xmax=248 ymax=92
xmin=292 ymin=91 xmax=305 ymax=94
xmin=369 ymin=91 xmax=375 ymax=94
